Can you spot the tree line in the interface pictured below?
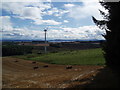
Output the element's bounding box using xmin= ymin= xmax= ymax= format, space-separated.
xmin=2 ymin=45 xmax=33 ymax=56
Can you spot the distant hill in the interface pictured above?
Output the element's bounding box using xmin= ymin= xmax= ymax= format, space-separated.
xmin=1 ymin=39 xmax=105 ymax=43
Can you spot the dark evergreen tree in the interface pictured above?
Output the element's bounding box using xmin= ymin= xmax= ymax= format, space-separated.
xmin=92 ymin=2 xmax=120 ymax=72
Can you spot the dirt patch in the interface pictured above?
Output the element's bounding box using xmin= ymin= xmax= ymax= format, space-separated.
xmin=2 ymin=57 xmax=104 ymax=88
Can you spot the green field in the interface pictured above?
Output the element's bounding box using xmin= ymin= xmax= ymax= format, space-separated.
xmin=15 ymin=48 xmax=105 ymax=65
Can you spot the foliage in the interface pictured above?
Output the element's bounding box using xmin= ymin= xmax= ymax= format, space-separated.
xmin=2 ymin=45 xmax=33 ymax=56
xmin=92 ymin=2 xmax=120 ymax=70
xmin=50 ymin=43 xmax=62 ymax=48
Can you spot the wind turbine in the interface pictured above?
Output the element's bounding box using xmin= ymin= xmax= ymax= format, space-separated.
xmin=44 ymin=28 xmax=48 ymax=53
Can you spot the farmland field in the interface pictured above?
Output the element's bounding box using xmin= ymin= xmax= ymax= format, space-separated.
xmin=2 ymin=57 xmax=105 ymax=88
xmin=3 ymin=48 xmax=119 ymax=88
xmin=15 ymin=48 xmax=105 ymax=65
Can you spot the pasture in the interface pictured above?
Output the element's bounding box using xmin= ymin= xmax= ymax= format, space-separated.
xmin=15 ymin=48 xmax=105 ymax=65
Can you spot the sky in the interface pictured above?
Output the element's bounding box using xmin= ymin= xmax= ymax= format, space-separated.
xmin=0 ymin=0 xmax=108 ymax=40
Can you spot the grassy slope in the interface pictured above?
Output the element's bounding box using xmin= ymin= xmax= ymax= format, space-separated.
xmin=15 ymin=48 xmax=105 ymax=65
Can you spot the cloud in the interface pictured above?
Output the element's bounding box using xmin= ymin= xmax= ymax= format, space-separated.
xmin=1 ymin=17 xmax=105 ymax=40
xmin=1 ymin=16 xmax=60 ymax=40
xmin=43 ymin=25 xmax=105 ymax=40
xmin=2 ymin=27 xmax=45 ymax=40
xmin=1 ymin=1 xmax=106 ymax=40
xmin=64 ymin=4 xmax=75 ymax=8
xmin=61 ymin=25 xmax=105 ymax=40
xmin=63 ymin=20 xmax=69 ymax=23
xmin=64 ymin=1 xmax=108 ymax=20
xmin=0 ymin=16 xmax=13 ymax=31
xmin=33 ymin=19 xmax=62 ymax=25
xmin=42 ymin=20 xmax=62 ymax=25
xmin=0 ymin=16 xmax=44 ymax=40
xmin=20 ymin=7 xmax=42 ymax=20
xmin=1 ymin=16 xmax=105 ymax=40
xmin=46 ymin=7 xmax=69 ymax=17
xmin=1 ymin=2 xmax=63 ymax=25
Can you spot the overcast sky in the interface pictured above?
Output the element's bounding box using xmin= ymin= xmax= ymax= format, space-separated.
xmin=0 ymin=0 xmax=107 ymax=40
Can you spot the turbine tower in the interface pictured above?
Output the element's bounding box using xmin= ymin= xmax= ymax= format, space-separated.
xmin=44 ymin=28 xmax=47 ymax=53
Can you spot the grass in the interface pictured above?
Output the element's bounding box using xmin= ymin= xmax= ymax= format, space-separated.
xmin=15 ymin=48 xmax=105 ymax=65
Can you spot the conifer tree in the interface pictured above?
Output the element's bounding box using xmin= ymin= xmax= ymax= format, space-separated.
xmin=92 ymin=2 xmax=120 ymax=72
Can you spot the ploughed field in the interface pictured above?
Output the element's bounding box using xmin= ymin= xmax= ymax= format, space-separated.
xmin=2 ymin=57 xmax=104 ymax=88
